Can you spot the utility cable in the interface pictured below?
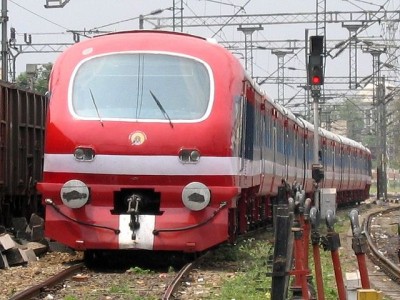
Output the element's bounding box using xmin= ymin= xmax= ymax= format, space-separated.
xmin=342 ymin=0 xmax=385 ymax=7
xmin=9 ymin=0 xmax=69 ymax=30
xmin=199 ymin=0 xmax=244 ymax=10
xmin=9 ymin=0 xmax=90 ymax=38
xmin=211 ymin=0 xmax=251 ymax=38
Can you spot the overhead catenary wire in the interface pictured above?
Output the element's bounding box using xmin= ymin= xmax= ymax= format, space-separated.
xmin=198 ymin=0 xmax=245 ymax=10
xmin=6 ymin=0 xmax=399 ymax=126
xmin=343 ymin=0 xmax=386 ymax=8
xmin=9 ymin=0 xmax=91 ymax=38
xmin=211 ymin=0 xmax=251 ymax=38
xmin=9 ymin=0 xmax=68 ymax=30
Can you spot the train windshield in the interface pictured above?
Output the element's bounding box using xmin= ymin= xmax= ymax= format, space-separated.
xmin=71 ymin=53 xmax=212 ymax=121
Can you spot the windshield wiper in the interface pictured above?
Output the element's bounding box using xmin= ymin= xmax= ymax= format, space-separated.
xmin=89 ymin=88 xmax=104 ymax=127
xmin=149 ymin=90 xmax=173 ymax=128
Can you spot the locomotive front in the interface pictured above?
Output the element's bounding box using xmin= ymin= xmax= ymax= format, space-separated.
xmin=38 ymin=31 xmax=243 ymax=252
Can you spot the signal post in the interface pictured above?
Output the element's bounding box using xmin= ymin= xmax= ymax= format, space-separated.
xmin=309 ymin=35 xmax=326 ymax=300
xmin=308 ymin=35 xmax=324 ymax=168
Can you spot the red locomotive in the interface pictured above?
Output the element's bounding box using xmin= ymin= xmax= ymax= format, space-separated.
xmin=37 ymin=30 xmax=371 ymax=254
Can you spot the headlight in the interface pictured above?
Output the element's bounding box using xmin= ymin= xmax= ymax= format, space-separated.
xmin=182 ymin=182 xmax=210 ymax=211
xmin=74 ymin=147 xmax=95 ymax=161
xmin=179 ymin=149 xmax=200 ymax=163
xmin=60 ymin=179 xmax=89 ymax=209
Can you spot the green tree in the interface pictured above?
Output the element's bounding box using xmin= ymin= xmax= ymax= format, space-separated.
xmin=16 ymin=63 xmax=52 ymax=94
xmin=387 ymin=93 xmax=400 ymax=169
xmin=337 ymin=98 xmax=365 ymax=143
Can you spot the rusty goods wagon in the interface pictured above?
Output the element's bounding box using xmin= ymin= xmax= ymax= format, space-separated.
xmin=0 ymin=81 xmax=47 ymax=226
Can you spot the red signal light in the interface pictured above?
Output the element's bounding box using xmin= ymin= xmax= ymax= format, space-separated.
xmin=312 ymin=75 xmax=321 ymax=85
xmin=308 ymin=45 xmax=324 ymax=85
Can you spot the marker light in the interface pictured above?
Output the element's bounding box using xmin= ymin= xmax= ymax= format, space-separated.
xmin=182 ymin=182 xmax=210 ymax=211
xmin=60 ymin=179 xmax=89 ymax=209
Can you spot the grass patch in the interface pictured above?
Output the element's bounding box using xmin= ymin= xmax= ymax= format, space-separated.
xmin=204 ymin=213 xmax=357 ymax=300
xmin=206 ymin=237 xmax=274 ymax=299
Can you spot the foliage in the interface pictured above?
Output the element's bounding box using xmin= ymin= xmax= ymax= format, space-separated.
xmin=15 ymin=63 xmax=52 ymax=94
xmin=337 ymin=90 xmax=400 ymax=172
xmin=388 ymin=94 xmax=400 ymax=169
xmin=337 ymin=98 xmax=364 ymax=143
xmin=209 ymin=243 xmax=240 ymax=262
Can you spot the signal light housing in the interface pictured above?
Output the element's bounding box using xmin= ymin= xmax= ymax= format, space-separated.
xmin=308 ymin=36 xmax=324 ymax=86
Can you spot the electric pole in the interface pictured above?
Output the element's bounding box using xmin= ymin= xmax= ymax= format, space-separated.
xmin=237 ymin=24 xmax=263 ymax=77
xmin=172 ymin=0 xmax=183 ymax=32
xmin=308 ymin=35 xmax=324 ymax=165
xmin=364 ymin=48 xmax=387 ymax=200
xmin=1 ymin=0 xmax=7 ymax=81
xmin=272 ymin=49 xmax=294 ymax=105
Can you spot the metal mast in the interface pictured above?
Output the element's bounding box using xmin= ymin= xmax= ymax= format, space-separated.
xmin=381 ymin=6 xmax=400 ymax=187
xmin=1 ymin=0 xmax=7 ymax=81
xmin=237 ymin=25 xmax=263 ymax=77
xmin=364 ymin=48 xmax=387 ymax=200
xmin=342 ymin=23 xmax=363 ymax=89
xmin=313 ymin=0 xmax=326 ymax=164
xmin=316 ymin=0 xmax=326 ymax=37
xmin=272 ymin=49 xmax=293 ymax=105
xmin=173 ymin=0 xmax=183 ymax=32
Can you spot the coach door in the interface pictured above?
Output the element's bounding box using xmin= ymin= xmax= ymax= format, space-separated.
xmin=240 ymin=82 xmax=255 ymax=187
xmin=271 ymin=108 xmax=277 ymax=181
xmin=239 ymin=94 xmax=246 ymax=173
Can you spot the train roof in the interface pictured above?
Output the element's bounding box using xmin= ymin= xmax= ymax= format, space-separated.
xmin=320 ymin=127 xmax=341 ymax=143
xmin=101 ymin=29 xmax=207 ymax=42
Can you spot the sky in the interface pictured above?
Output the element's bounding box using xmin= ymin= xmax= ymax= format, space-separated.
xmin=5 ymin=0 xmax=399 ymax=106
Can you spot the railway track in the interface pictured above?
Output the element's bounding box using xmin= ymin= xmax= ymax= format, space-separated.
xmin=8 ymin=205 xmax=400 ymax=300
xmin=9 ymin=263 xmax=85 ymax=300
xmin=7 ymin=253 xmax=207 ymax=300
xmin=364 ymin=204 xmax=400 ymax=299
xmin=162 ymin=259 xmax=201 ymax=299
xmin=365 ymin=206 xmax=400 ymax=282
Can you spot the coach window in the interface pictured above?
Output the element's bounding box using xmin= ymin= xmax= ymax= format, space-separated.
xmin=71 ymin=53 xmax=212 ymax=121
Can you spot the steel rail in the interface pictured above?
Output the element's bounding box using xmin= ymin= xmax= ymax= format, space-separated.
xmin=9 ymin=262 xmax=85 ymax=300
xmin=162 ymin=261 xmax=196 ymax=300
xmin=364 ymin=206 xmax=400 ymax=284
xmin=162 ymin=252 xmax=211 ymax=300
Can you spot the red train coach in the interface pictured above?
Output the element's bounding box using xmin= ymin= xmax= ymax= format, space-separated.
xmin=37 ymin=30 xmax=371 ymax=254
